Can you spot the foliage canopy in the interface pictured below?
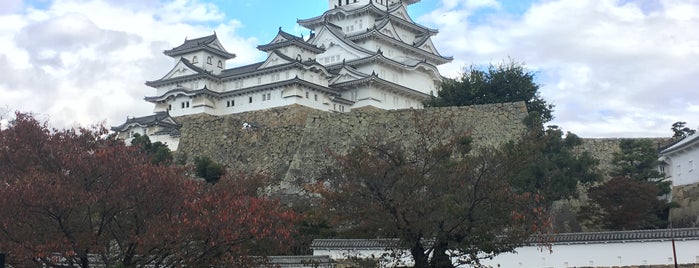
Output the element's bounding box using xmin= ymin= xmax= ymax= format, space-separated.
xmin=582 ymin=139 xmax=672 ymax=230
xmin=0 ymin=113 xmax=298 ymax=267
xmin=502 ymin=126 xmax=601 ymax=204
xmin=424 ymin=61 xmax=554 ymax=126
xmin=315 ymin=114 xmax=549 ymax=268
xmin=130 ymin=133 xmax=173 ymax=165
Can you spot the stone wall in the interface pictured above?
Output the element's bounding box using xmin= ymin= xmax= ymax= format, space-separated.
xmin=175 ymin=103 xmax=698 ymax=225
xmin=176 ymin=104 xmax=320 ymax=178
xmin=575 ymin=138 xmax=669 ymax=178
xmin=670 ymin=183 xmax=699 ymax=228
xmin=176 ymin=102 xmax=529 ymax=185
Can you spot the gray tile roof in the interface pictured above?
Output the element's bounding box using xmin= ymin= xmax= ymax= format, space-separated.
xmin=660 ymin=133 xmax=699 ymax=155
xmin=312 ymin=239 xmax=400 ymax=249
xmin=164 ymin=33 xmax=235 ymax=59
xmin=346 ymin=28 xmax=452 ymax=64
xmin=332 ymin=73 xmax=430 ymax=99
xmin=110 ymin=112 xmax=180 ymax=135
xmin=258 ymin=28 xmax=325 ymax=54
xmin=268 ymin=255 xmax=333 ymax=265
xmin=311 ymin=228 xmax=699 ymax=249
xmin=145 ymin=57 xmax=219 ymax=87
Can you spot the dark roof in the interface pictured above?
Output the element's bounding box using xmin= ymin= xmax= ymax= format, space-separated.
xmin=332 ymin=73 xmax=430 ymax=99
xmin=220 ymin=52 xmax=331 ymax=80
xmin=111 ymin=112 xmax=180 ymax=135
xmin=145 ymin=78 xmax=341 ymax=102
xmin=312 ymin=239 xmax=400 ymax=249
xmin=258 ymin=28 xmax=325 ymax=54
xmin=374 ymin=13 xmax=438 ymax=36
xmin=164 ymin=33 xmax=235 ymax=59
xmin=267 ymin=255 xmax=333 ymax=265
xmin=326 ymin=52 xmax=440 ymax=76
xmin=660 ymin=133 xmax=699 ymax=155
xmin=144 ymin=86 xmax=221 ymax=103
xmin=347 ymin=28 xmax=452 ymax=64
xmin=146 ymin=58 xmax=219 ymax=87
xmin=220 ymin=62 xmax=265 ymax=77
xmin=298 ymin=1 xmax=404 ymax=30
xmin=312 ymin=228 xmax=699 ymax=249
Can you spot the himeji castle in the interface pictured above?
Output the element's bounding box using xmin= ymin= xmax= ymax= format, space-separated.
xmin=112 ymin=0 xmax=451 ymax=149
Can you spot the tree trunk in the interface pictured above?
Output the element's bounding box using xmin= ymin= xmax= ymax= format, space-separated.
xmin=429 ymin=241 xmax=455 ymax=268
xmin=410 ymin=241 xmax=429 ymax=268
xmin=79 ymin=255 xmax=89 ymax=268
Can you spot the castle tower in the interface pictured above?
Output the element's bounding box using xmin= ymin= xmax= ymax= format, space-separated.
xmin=327 ymin=0 xmax=419 ymax=10
xmin=113 ymin=0 xmax=450 ymax=150
xmin=162 ymin=33 xmax=235 ymax=75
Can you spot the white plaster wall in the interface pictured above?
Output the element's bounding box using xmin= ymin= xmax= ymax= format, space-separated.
xmin=149 ymin=134 xmax=180 ymax=151
xmin=665 ymin=150 xmax=699 ymax=186
xmin=482 ymin=240 xmax=699 ymax=268
xmin=313 ymin=249 xmax=414 ymax=267
xmin=314 ymin=240 xmax=699 ymax=268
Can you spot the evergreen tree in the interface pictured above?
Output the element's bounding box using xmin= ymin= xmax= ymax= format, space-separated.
xmin=425 ymin=60 xmax=554 ymax=127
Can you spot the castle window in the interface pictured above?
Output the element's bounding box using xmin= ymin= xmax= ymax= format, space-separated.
xmin=168 ymin=104 xmax=172 ymax=111
xmin=249 ymin=96 xmax=253 ymax=103
xmin=192 ymin=56 xmax=198 ymax=64
xmin=207 ymin=57 xmax=212 ymax=65
xmin=305 ymin=92 xmax=309 ymax=99
xmin=181 ymin=101 xmax=190 ymax=108
xmin=314 ymin=94 xmax=318 ymax=101
xmin=257 ymin=77 xmax=262 ymax=84
xmin=218 ymin=60 xmax=223 ymax=68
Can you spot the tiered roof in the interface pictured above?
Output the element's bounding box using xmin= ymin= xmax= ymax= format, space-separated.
xmin=164 ymin=33 xmax=235 ymax=59
xmin=110 ymin=112 xmax=181 ymax=136
xmin=257 ymin=28 xmax=325 ymax=54
xmin=145 ymin=58 xmax=219 ymax=88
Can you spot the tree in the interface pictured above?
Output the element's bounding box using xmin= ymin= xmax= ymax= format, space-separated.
xmin=583 ymin=176 xmax=666 ymax=230
xmin=194 ymin=156 xmax=226 ymax=183
xmin=671 ymin=121 xmax=696 ymax=139
xmin=611 ymin=139 xmax=668 ymax=195
xmin=0 ymin=113 xmax=297 ymax=267
xmin=130 ymin=133 xmax=173 ymax=165
xmin=582 ymin=139 xmax=672 ymax=230
xmin=501 ymin=126 xmax=601 ymax=204
xmin=315 ymin=115 xmax=548 ymax=268
xmin=424 ymin=60 xmax=554 ymax=126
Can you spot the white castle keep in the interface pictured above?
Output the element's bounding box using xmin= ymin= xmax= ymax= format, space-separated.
xmin=112 ymin=0 xmax=451 ymax=149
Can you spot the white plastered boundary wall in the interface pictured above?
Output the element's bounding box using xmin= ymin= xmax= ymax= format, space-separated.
xmin=482 ymin=240 xmax=699 ymax=268
xmin=314 ymin=240 xmax=699 ymax=268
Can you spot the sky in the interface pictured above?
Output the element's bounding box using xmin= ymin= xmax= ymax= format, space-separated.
xmin=0 ymin=0 xmax=698 ymax=138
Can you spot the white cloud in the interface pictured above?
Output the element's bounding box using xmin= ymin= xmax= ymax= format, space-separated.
xmin=3 ymin=0 xmax=698 ymax=139
xmin=0 ymin=0 xmax=23 ymax=14
xmin=0 ymin=0 xmax=262 ymax=129
xmin=422 ymin=0 xmax=699 ymax=137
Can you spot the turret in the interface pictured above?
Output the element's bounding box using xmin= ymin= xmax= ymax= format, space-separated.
xmin=327 ymin=0 xmax=419 ymax=10
xmin=163 ymin=33 xmax=235 ymax=75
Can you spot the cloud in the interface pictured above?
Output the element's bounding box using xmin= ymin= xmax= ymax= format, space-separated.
xmin=422 ymin=0 xmax=699 ymax=137
xmin=0 ymin=0 xmax=23 ymax=14
xmin=0 ymin=0 xmax=262 ymax=129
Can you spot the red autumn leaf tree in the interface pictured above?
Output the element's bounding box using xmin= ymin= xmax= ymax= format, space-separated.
xmin=315 ymin=113 xmax=549 ymax=268
xmin=0 ymin=113 xmax=298 ymax=267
